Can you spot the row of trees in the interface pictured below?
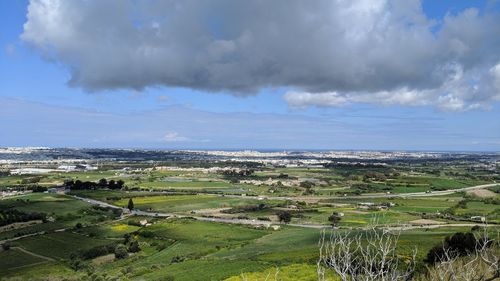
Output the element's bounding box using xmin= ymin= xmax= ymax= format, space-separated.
xmin=220 ymin=169 xmax=255 ymax=177
xmin=277 ymin=210 xmax=342 ymax=227
xmin=0 ymin=209 xmax=46 ymax=227
xmin=65 ymin=178 xmax=124 ymax=190
xmin=220 ymin=169 xmax=256 ymax=183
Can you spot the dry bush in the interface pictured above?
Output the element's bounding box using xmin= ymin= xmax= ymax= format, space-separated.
xmin=317 ymin=222 xmax=416 ymax=281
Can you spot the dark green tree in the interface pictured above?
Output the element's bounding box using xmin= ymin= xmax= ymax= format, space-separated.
xmin=128 ymin=241 xmax=141 ymax=253
xmin=328 ymin=212 xmax=342 ymax=227
xmin=2 ymin=242 xmax=11 ymax=251
xmin=98 ymin=178 xmax=108 ymax=188
xmin=127 ymin=198 xmax=134 ymax=211
xmin=277 ymin=211 xmax=292 ymax=224
xmin=114 ymin=244 xmax=128 ymax=259
xmin=116 ymin=179 xmax=125 ymax=189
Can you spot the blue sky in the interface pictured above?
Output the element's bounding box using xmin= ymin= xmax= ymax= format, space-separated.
xmin=1 ymin=0 xmax=499 ymax=150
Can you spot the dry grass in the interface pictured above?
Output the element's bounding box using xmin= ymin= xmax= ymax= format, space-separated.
xmin=92 ymin=253 xmax=115 ymax=265
xmin=409 ymin=219 xmax=442 ymax=225
xmin=466 ymin=189 xmax=497 ymax=198
xmin=0 ymin=220 xmax=43 ymax=233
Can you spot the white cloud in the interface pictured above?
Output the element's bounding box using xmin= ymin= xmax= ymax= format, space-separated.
xmin=284 ymin=92 xmax=348 ymax=108
xmin=21 ymin=0 xmax=500 ymax=110
xmin=285 ymin=60 xmax=500 ymax=111
xmin=490 ymin=63 xmax=500 ymax=93
xmin=163 ymin=132 xmax=189 ymax=142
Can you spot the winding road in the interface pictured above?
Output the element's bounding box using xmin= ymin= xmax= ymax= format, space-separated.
xmin=70 ymin=182 xmax=499 ymax=230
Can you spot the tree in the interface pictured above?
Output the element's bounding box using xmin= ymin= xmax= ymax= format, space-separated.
xmin=31 ymin=185 xmax=48 ymax=193
xmin=300 ymin=181 xmax=314 ymax=189
xmin=127 ymin=198 xmax=134 ymax=211
xmin=328 ymin=212 xmax=342 ymax=227
xmin=425 ymin=232 xmax=478 ymax=264
xmin=2 ymin=242 xmax=11 ymax=251
xmin=128 ymin=241 xmax=141 ymax=253
xmin=425 ymin=227 xmax=499 ymax=281
xmin=116 ymin=179 xmax=125 ymax=189
xmin=277 ymin=211 xmax=292 ymax=224
xmin=98 ymin=178 xmax=107 ymax=188
xmin=123 ymin=233 xmax=131 ymax=244
xmin=114 ymin=244 xmax=128 ymax=259
xmin=69 ymin=257 xmax=83 ymax=270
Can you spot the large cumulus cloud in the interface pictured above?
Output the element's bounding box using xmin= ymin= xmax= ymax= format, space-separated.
xmin=21 ymin=0 xmax=500 ymax=111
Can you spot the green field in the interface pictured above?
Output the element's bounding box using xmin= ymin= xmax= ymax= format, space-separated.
xmin=12 ymin=231 xmax=114 ymax=259
xmin=0 ymin=193 xmax=90 ymax=215
xmin=1 ymin=158 xmax=498 ymax=280
xmin=138 ymin=180 xmax=233 ymax=190
xmin=113 ymin=194 xmax=270 ymax=213
xmin=0 ymin=248 xmax=49 ymax=273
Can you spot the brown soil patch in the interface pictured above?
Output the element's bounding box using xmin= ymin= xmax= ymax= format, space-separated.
xmin=466 ymin=189 xmax=497 ymax=198
xmin=191 ymin=207 xmax=237 ymax=218
xmin=409 ymin=219 xmax=442 ymax=225
xmin=0 ymin=220 xmax=43 ymax=233
xmin=92 ymin=254 xmax=115 ymax=265
xmin=192 ymin=207 xmax=231 ymax=214
xmin=345 ymin=210 xmax=369 ymax=214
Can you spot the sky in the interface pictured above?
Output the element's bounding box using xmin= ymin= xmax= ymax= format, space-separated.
xmin=0 ymin=0 xmax=499 ymax=151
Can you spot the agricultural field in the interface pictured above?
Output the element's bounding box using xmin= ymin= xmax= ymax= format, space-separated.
xmin=112 ymin=194 xmax=281 ymax=214
xmin=10 ymin=231 xmax=113 ymax=260
xmin=0 ymin=247 xmax=50 ymax=273
xmin=0 ymin=150 xmax=498 ymax=280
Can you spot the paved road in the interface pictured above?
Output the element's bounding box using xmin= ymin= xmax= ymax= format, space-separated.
xmin=1 ymin=186 xmax=497 ymax=246
xmin=1 ymin=184 xmax=497 ymax=254
xmin=72 ymin=195 xmax=273 ymax=227
xmin=70 ymin=182 xmax=500 ymax=231
xmin=288 ymin=222 xmax=499 ymax=230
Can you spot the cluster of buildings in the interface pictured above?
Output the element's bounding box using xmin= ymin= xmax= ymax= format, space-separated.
xmin=357 ymin=202 xmax=396 ymax=210
xmin=154 ymin=166 xmax=250 ymax=174
xmin=239 ymin=178 xmax=301 ymax=187
xmin=184 ymin=150 xmax=450 ymax=161
xmin=9 ymin=164 xmax=96 ymax=175
xmin=1 ymin=189 xmax=30 ymax=198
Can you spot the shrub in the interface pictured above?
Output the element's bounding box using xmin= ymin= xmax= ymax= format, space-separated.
xmin=328 ymin=212 xmax=342 ymax=227
xmin=425 ymin=232 xmax=478 ymax=264
xmin=277 ymin=211 xmax=292 ymax=223
xmin=138 ymin=231 xmax=155 ymax=238
xmin=128 ymin=241 xmax=141 ymax=253
xmin=114 ymin=244 xmax=128 ymax=259
xmin=2 ymin=243 xmax=11 ymax=251
xmin=156 ymin=243 xmax=167 ymax=251
xmin=30 ymin=185 xmax=48 ymax=193
xmin=170 ymin=255 xmax=185 ymax=264
xmin=78 ymin=244 xmax=116 ymax=260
